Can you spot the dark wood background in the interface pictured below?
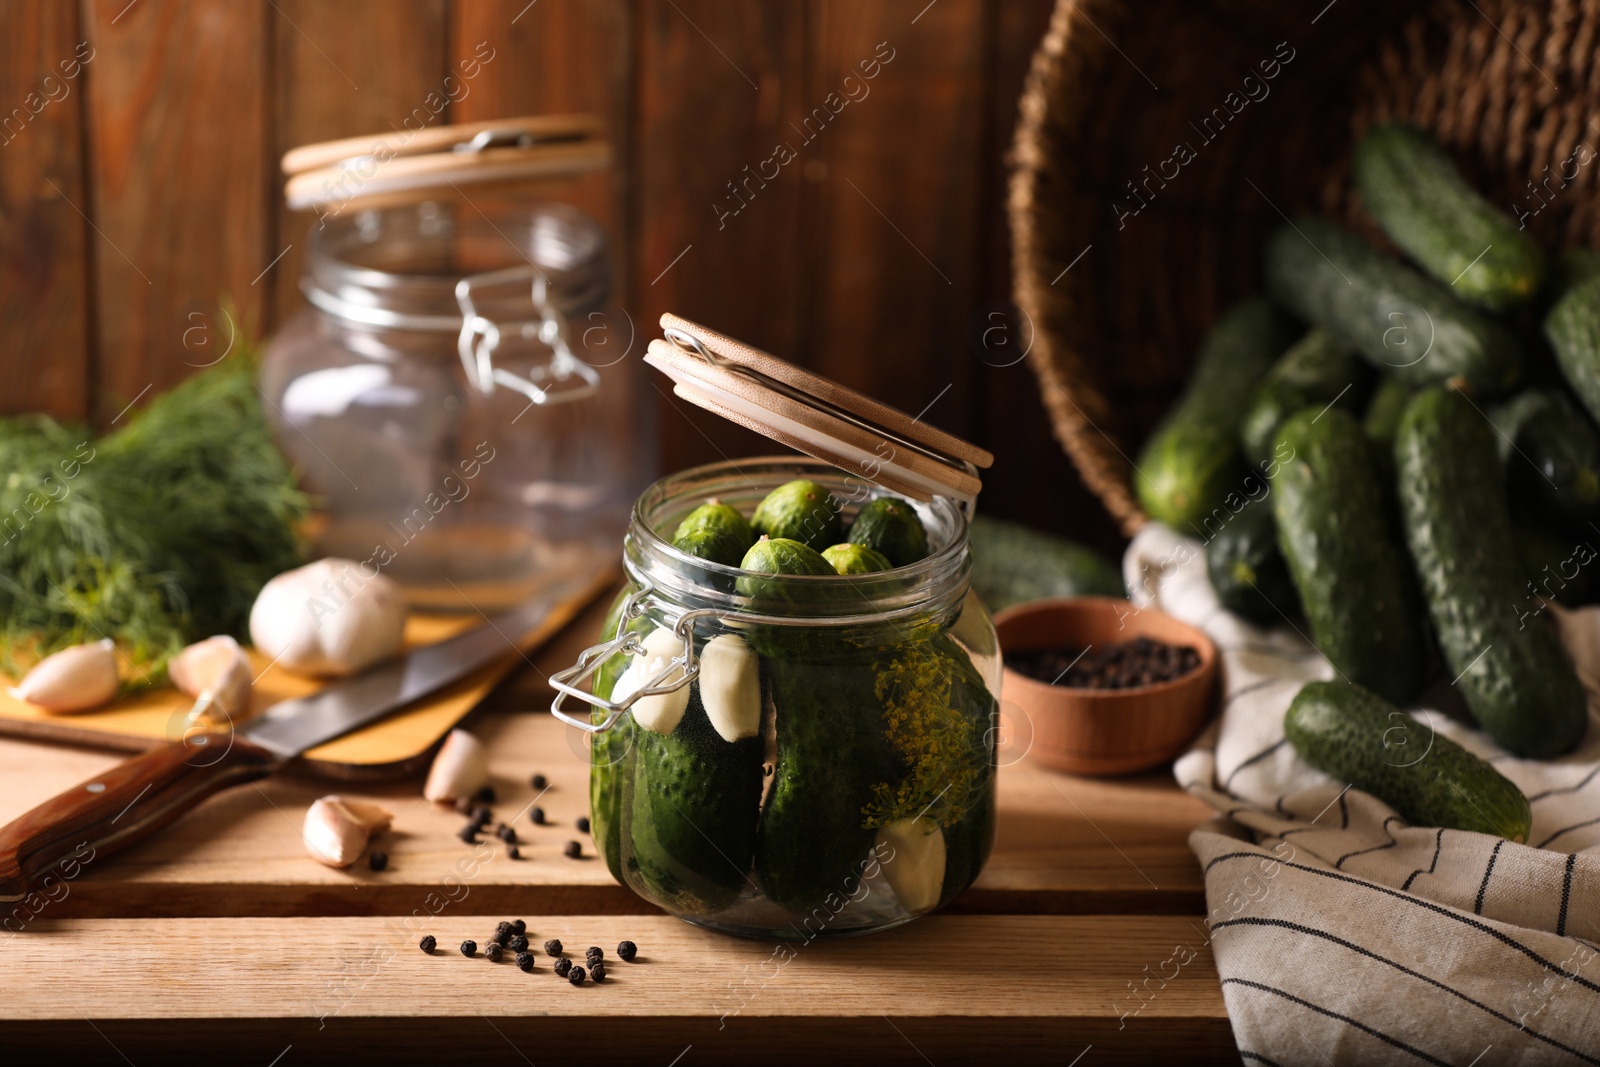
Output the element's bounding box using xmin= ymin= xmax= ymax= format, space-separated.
xmin=0 ymin=0 xmax=1124 ymax=553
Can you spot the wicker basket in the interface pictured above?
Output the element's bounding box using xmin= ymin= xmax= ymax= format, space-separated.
xmin=1011 ymin=0 xmax=1600 ymax=536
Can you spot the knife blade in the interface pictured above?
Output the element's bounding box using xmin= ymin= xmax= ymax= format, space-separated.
xmin=0 ymin=586 xmax=577 ymax=902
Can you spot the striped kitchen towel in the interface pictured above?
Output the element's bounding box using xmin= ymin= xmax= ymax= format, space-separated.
xmin=1125 ymin=523 xmax=1600 ymax=1065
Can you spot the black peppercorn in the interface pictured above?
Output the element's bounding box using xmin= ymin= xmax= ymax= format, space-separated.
xmin=590 ymin=962 xmax=606 ymax=982
xmin=563 ymin=840 xmax=582 ymax=859
xmin=498 ymin=825 xmax=517 ymax=844
xmin=585 ymin=946 xmax=603 ymax=964
xmin=493 ymin=921 xmax=513 ymax=944
xmin=616 ymin=940 xmax=637 ymax=962
xmin=531 ymin=806 xmax=546 ymax=825
xmin=511 ymin=920 xmax=527 ymax=937
xmin=516 ymin=952 xmax=535 ymax=973
xmin=368 ymin=851 xmax=388 ymax=872
xmin=576 ymin=816 xmax=591 ymax=834
xmin=530 ymin=773 xmax=547 ymax=790
xmin=507 ymin=845 xmax=521 ymax=860
xmin=419 ymin=935 xmax=437 ymax=954
xmin=569 ymin=966 xmax=586 ymax=986
xmin=507 ymin=935 xmax=528 ymax=953
xmin=453 ymin=796 xmax=473 ymax=815
xmin=484 ymin=942 xmax=503 ymax=963
xmin=553 ymin=957 xmax=572 ymax=977
xmin=544 ymin=938 xmax=562 ymax=956
xmin=460 ymin=940 xmax=477 ymax=958
xmin=476 ymin=784 xmax=496 ymax=804
xmin=457 ymin=824 xmax=479 ymax=844
xmin=470 ymin=805 xmax=492 ymax=827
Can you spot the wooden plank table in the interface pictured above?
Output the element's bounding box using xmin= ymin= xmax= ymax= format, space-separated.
xmin=0 ymin=592 xmax=1234 ymax=1063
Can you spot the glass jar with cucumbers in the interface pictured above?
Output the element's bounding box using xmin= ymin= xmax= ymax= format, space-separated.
xmin=552 ymin=318 xmax=999 ymax=939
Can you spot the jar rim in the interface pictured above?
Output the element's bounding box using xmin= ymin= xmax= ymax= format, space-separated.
xmin=623 ymin=456 xmax=971 ymax=624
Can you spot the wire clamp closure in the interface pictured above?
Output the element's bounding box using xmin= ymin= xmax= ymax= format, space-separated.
xmin=455 ymin=266 xmax=600 ymax=407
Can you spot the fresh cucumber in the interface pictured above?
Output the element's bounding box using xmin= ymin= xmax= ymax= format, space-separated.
xmin=1285 ymin=680 xmax=1531 ymax=842
xmin=751 ymin=479 xmax=842 ymax=550
xmin=847 ymin=496 xmax=929 ymax=567
xmin=1548 ymin=248 xmax=1600 ymax=303
xmin=1545 ymin=275 xmax=1600 ymax=427
xmin=1363 ymin=374 xmax=1413 ymax=456
xmin=1271 ymin=407 xmax=1425 ymax=702
xmin=1395 ymin=387 xmax=1587 ymax=757
xmin=1353 ymin=123 xmax=1544 ymax=310
xmin=672 ymin=500 xmax=755 ymax=567
xmin=1240 ymin=329 xmax=1370 ymax=467
xmin=1204 ymin=495 xmax=1300 ymax=625
xmin=822 ymin=543 xmax=891 ymax=574
xmin=589 ymin=588 xmax=639 ymax=884
xmin=1134 ymin=296 xmax=1299 ymax=530
xmin=1265 ymin=218 xmax=1523 ymax=396
xmin=968 ymin=515 xmax=1122 ymax=610
xmin=1488 ymin=388 xmax=1600 ymax=528
xmin=735 ymin=536 xmax=836 ymax=605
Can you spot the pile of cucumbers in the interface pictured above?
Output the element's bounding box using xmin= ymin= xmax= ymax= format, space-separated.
xmin=589 ymin=479 xmax=996 ymax=924
xmin=1137 ymin=123 xmax=1600 ymax=839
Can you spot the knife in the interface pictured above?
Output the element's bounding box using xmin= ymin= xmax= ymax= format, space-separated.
xmin=0 ymin=591 xmax=570 ymax=902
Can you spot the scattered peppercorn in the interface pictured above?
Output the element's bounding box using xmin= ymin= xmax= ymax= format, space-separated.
xmin=498 ymin=825 xmax=517 ymax=844
xmin=368 ymin=851 xmax=389 ymax=872
xmin=590 ymin=962 xmax=607 ymax=982
xmin=568 ymin=966 xmax=586 ymax=986
xmin=484 ymin=942 xmax=503 ymax=963
xmin=530 ymin=773 xmax=547 ymax=790
xmin=576 ymin=816 xmax=591 ymax=834
xmin=531 ymin=806 xmax=547 ymax=825
xmin=460 ymin=940 xmax=477 ymax=958
xmin=507 ymin=845 xmax=522 ymax=860
xmin=563 ymin=840 xmax=582 ymax=859
xmin=516 ymin=952 xmax=535 ymax=973
xmin=512 ymin=920 xmax=527 ymax=937
xmin=476 ymin=784 xmax=497 ymax=804
xmin=544 ymin=939 xmax=562 ymax=956
xmin=552 ymin=957 xmax=572 ymax=977
xmin=453 ymin=796 xmax=474 ymax=815
xmin=470 ymin=805 xmax=492 ymax=827
xmin=585 ymin=947 xmax=603 ymax=964
xmin=617 ymin=940 xmax=637 ymax=962
xmin=419 ymin=935 xmax=437 ymax=954
xmin=507 ymin=935 xmax=529 ymax=953
xmin=493 ymin=922 xmax=513 ymax=944
xmin=457 ymin=824 xmax=479 ymax=844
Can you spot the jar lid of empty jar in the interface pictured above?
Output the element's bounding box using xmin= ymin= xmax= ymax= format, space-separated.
xmin=646 ymin=315 xmax=993 ymax=508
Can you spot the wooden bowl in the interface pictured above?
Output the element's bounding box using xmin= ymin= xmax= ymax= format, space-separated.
xmin=996 ymin=597 xmax=1217 ymax=777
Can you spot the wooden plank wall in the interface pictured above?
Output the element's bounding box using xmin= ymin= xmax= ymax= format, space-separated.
xmin=0 ymin=0 xmax=1114 ymax=548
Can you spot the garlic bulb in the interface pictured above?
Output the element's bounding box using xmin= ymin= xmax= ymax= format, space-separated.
xmin=302 ymin=795 xmax=393 ymax=868
xmin=9 ymin=639 xmax=119 ymax=713
xmin=610 ymin=627 xmax=690 ymax=735
xmin=876 ymin=817 xmax=947 ymax=914
xmin=698 ymin=634 xmax=761 ymax=742
xmin=249 ymin=558 xmax=406 ymax=678
xmin=168 ymin=635 xmax=252 ymax=720
xmin=423 ymin=728 xmax=489 ymax=803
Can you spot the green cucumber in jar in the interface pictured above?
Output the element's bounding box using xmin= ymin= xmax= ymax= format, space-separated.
xmin=672 ymin=500 xmax=756 ymax=567
xmin=1134 ymin=296 xmax=1300 ymax=530
xmin=1488 ymin=388 xmax=1600 ymax=528
xmin=1265 ymin=218 xmax=1523 ymax=396
xmin=1239 ymin=329 xmax=1370 ymax=468
xmin=847 ymin=496 xmax=929 ymax=567
xmin=1352 ymin=123 xmax=1544 ymax=311
xmin=751 ymin=479 xmax=842 ymax=550
xmin=822 ymin=543 xmax=891 ymax=574
xmin=1395 ymin=387 xmax=1588 ymax=757
xmin=1285 ymin=680 xmax=1531 ymax=842
xmin=588 ymin=588 xmax=639 ymax=884
xmin=1272 ymin=407 xmax=1426 ymax=703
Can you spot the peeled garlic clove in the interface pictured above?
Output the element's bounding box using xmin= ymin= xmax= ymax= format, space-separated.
xmin=423 ymin=728 xmax=489 ymax=803
xmin=698 ymin=634 xmax=761 ymax=742
xmin=9 ymin=639 xmax=119 ymax=713
xmin=249 ymin=558 xmax=406 ymax=678
xmin=168 ymin=635 xmax=253 ymax=718
xmin=876 ymin=817 xmax=947 ymax=914
xmin=302 ymin=795 xmax=393 ymax=868
xmin=612 ymin=627 xmax=690 ymax=735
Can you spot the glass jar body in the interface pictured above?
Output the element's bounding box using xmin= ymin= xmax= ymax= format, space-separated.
xmin=587 ymin=458 xmax=999 ymax=939
xmin=260 ymin=201 xmax=654 ymax=611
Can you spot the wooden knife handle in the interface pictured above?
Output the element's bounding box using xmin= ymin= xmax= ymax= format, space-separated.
xmin=0 ymin=730 xmax=278 ymax=902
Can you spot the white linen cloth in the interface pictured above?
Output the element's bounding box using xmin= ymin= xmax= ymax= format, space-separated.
xmin=1125 ymin=523 xmax=1600 ymax=1065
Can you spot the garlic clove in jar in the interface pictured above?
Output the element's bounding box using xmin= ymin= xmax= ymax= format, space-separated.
xmin=875 ymin=817 xmax=947 ymax=915
xmin=422 ymin=728 xmax=490 ymax=803
xmin=697 ymin=634 xmax=761 ymax=742
xmin=9 ymin=639 xmax=119 ymax=713
xmin=611 ymin=627 xmax=690 ymax=735
xmin=168 ymin=635 xmax=253 ymax=719
xmin=249 ymin=558 xmax=406 ymax=678
xmin=302 ymin=795 xmax=393 ymax=868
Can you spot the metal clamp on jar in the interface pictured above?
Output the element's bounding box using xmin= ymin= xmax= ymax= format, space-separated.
xmin=262 ymin=115 xmax=653 ymax=612
xmin=550 ymin=315 xmax=999 ymax=939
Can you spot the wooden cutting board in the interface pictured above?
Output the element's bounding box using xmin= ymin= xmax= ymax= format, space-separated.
xmin=0 ymin=567 xmax=617 ymax=778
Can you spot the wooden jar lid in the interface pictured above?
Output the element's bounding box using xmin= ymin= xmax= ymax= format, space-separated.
xmin=645 ymin=314 xmax=993 ymax=507
xmin=282 ymin=114 xmax=609 ymax=212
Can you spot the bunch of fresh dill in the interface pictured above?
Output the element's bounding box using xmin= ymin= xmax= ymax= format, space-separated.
xmin=0 ymin=354 xmax=308 ymax=683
